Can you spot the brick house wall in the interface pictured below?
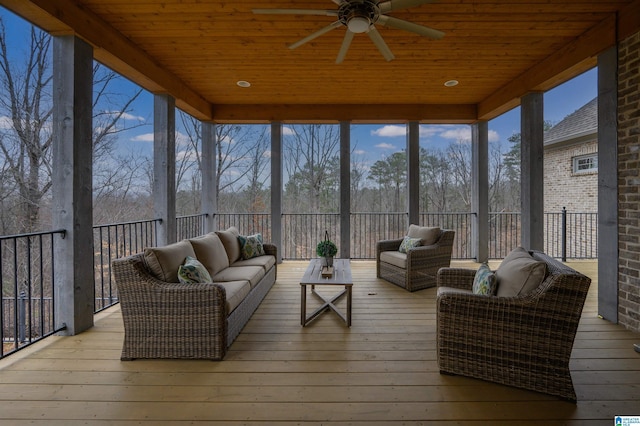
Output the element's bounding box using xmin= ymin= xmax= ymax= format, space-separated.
xmin=544 ymin=140 xmax=598 ymax=212
xmin=618 ymin=30 xmax=640 ymax=332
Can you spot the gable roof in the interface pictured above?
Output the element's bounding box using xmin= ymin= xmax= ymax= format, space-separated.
xmin=544 ymin=97 xmax=598 ymax=146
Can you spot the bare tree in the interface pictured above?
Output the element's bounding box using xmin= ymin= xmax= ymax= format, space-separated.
xmin=0 ymin=20 xmax=52 ymax=233
xmin=283 ymin=124 xmax=340 ymax=213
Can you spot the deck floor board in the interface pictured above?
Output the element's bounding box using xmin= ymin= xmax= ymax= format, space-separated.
xmin=1 ymin=260 xmax=638 ymax=424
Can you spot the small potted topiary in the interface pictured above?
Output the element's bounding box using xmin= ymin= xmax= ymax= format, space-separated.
xmin=316 ymin=231 xmax=338 ymax=267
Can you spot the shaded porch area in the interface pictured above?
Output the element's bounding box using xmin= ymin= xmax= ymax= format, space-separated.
xmin=1 ymin=260 xmax=638 ymax=424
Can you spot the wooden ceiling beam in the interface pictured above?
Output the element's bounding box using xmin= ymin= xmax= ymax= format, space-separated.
xmin=0 ymin=0 xmax=213 ymax=121
xmin=211 ymin=104 xmax=477 ymax=124
xmin=477 ymin=15 xmax=616 ymax=121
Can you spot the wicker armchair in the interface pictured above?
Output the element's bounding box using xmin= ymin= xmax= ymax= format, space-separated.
xmin=376 ymin=229 xmax=455 ymax=292
xmin=436 ymin=251 xmax=591 ymax=402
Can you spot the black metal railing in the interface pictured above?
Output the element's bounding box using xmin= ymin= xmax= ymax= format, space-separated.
xmin=177 ymin=214 xmax=207 ymax=241
xmin=92 ymin=219 xmax=159 ymax=312
xmin=1 ymin=229 xmax=66 ymax=359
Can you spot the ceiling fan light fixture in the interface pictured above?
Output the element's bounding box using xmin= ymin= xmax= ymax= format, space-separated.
xmin=237 ymin=80 xmax=251 ymax=88
xmin=347 ymin=16 xmax=371 ymax=33
xmin=444 ymin=80 xmax=459 ymax=87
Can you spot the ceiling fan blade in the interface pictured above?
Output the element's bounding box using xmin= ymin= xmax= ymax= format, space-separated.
xmin=367 ymin=26 xmax=395 ymax=62
xmin=377 ymin=15 xmax=444 ymax=39
xmin=289 ymin=21 xmax=343 ymax=50
xmin=336 ymin=30 xmax=355 ymax=64
xmin=252 ymin=9 xmax=338 ymax=16
xmin=378 ymin=0 xmax=437 ymax=14
xmin=331 ymin=0 xmax=343 ymax=4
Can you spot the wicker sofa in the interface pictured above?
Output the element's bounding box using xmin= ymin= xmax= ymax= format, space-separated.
xmin=112 ymin=227 xmax=277 ymax=361
xmin=436 ymin=249 xmax=591 ymax=402
xmin=376 ymin=227 xmax=455 ymax=292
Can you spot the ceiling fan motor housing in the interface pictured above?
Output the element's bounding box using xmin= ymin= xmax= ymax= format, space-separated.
xmin=339 ymin=0 xmax=380 ymax=33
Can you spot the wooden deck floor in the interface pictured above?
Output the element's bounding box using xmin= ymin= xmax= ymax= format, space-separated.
xmin=0 ymin=260 xmax=639 ymax=425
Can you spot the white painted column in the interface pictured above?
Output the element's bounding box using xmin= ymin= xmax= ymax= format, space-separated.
xmin=52 ymin=36 xmax=94 ymax=335
xmin=153 ymin=94 xmax=177 ymax=246
xmin=472 ymin=121 xmax=489 ymax=262
xmin=520 ymin=92 xmax=545 ymax=251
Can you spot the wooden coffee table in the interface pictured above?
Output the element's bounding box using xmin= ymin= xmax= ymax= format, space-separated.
xmin=300 ymin=258 xmax=353 ymax=327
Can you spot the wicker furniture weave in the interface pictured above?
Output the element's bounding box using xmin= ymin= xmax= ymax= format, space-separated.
xmin=376 ymin=229 xmax=455 ymax=292
xmin=112 ymin=243 xmax=277 ymax=361
xmin=436 ymin=250 xmax=591 ymax=402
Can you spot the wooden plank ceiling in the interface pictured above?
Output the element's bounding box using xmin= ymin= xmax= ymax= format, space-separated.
xmin=2 ymin=0 xmax=639 ymax=123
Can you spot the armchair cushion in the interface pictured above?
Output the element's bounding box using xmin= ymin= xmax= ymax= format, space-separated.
xmin=408 ymin=224 xmax=440 ymax=245
xmin=379 ymin=250 xmax=407 ymax=269
xmin=472 ymin=263 xmax=497 ymax=295
xmin=399 ymin=236 xmax=422 ymax=253
xmin=495 ymin=247 xmax=547 ymax=297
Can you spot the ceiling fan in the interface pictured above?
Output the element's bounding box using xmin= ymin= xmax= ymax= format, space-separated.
xmin=253 ymin=0 xmax=444 ymax=64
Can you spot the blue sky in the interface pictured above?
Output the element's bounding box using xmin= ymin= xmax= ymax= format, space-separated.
xmin=1 ymin=6 xmax=598 ymax=165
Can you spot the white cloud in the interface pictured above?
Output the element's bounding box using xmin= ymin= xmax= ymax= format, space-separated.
xmin=439 ymin=127 xmax=472 ymax=142
xmin=419 ymin=126 xmax=440 ymax=137
xmin=118 ymin=112 xmax=146 ymax=122
xmin=488 ymin=130 xmax=500 ymax=142
xmin=352 ymin=149 xmax=366 ymax=155
xmin=371 ymin=125 xmax=405 ymax=137
xmin=282 ymin=126 xmax=296 ymax=136
xmin=375 ymin=143 xmax=396 ymax=150
xmin=263 ymin=150 xmax=272 ymax=158
xmin=131 ymin=133 xmax=154 ymax=142
xmin=0 ymin=116 xmax=12 ymax=130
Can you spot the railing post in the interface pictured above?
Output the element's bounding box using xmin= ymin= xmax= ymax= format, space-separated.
xmin=562 ymin=207 xmax=567 ymax=262
xmin=18 ymin=290 xmax=26 ymax=343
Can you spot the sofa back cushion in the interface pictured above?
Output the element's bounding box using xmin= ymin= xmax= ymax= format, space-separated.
xmin=408 ymin=224 xmax=441 ymax=246
xmin=189 ymin=233 xmax=229 ymax=276
xmin=144 ymin=240 xmax=196 ymax=283
xmin=496 ymin=247 xmax=547 ymax=297
xmin=216 ymin=226 xmax=241 ymax=264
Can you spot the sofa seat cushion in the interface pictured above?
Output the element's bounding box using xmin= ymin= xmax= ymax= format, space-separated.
xmin=408 ymin=224 xmax=441 ymax=246
xmin=212 ymin=265 xmax=265 ymax=288
xmin=380 ymin=251 xmax=407 ymax=269
xmin=496 ymin=247 xmax=547 ymax=297
xmin=144 ymin=240 xmax=196 ymax=283
xmin=232 ymin=254 xmax=276 ymax=272
xmin=217 ymin=280 xmax=251 ymax=314
xmin=216 ymin=226 xmax=241 ymax=264
xmin=189 ymin=233 xmax=229 ymax=277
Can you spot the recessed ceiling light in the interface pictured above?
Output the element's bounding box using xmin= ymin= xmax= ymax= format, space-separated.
xmin=444 ymin=80 xmax=459 ymax=87
xmin=237 ymin=80 xmax=251 ymax=88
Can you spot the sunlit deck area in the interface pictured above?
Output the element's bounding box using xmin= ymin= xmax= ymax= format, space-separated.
xmin=0 ymin=260 xmax=638 ymax=425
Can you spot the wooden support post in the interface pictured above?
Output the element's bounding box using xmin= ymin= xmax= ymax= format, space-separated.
xmin=52 ymin=35 xmax=94 ymax=335
xmin=201 ymin=122 xmax=216 ymax=233
xmin=520 ymin=92 xmax=545 ymax=251
xmin=597 ymin=46 xmax=619 ymax=323
xmin=472 ymin=121 xmax=489 ymax=262
xmin=340 ymin=121 xmax=351 ymax=259
xmin=407 ymin=122 xmax=420 ymax=227
xmin=271 ymin=122 xmax=283 ymax=263
xmin=153 ymin=94 xmax=176 ymax=246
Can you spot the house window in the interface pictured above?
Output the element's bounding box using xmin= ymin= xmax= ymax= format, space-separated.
xmin=573 ymin=153 xmax=598 ymax=174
